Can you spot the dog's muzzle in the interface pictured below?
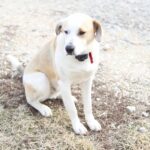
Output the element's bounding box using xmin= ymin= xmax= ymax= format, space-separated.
xmin=75 ymin=54 xmax=88 ymax=61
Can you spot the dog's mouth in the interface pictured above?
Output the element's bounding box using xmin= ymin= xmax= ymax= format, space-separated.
xmin=66 ymin=51 xmax=89 ymax=62
xmin=75 ymin=54 xmax=88 ymax=61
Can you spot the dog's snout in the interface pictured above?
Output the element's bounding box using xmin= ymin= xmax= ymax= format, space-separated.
xmin=65 ymin=45 xmax=74 ymax=55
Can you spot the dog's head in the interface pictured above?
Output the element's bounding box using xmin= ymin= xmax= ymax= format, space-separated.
xmin=55 ymin=13 xmax=102 ymax=56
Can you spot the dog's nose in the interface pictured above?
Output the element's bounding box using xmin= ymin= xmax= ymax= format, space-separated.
xmin=65 ymin=45 xmax=74 ymax=55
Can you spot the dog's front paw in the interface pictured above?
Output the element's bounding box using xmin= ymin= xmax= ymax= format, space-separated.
xmin=87 ymin=118 xmax=101 ymax=131
xmin=73 ymin=121 xmax=88 ymax=135
xmin=39 ymin=105 xmax=52 ymax=117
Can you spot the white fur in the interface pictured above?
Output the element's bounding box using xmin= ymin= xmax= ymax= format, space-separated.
xmin=23 ymin=13 xmax=102 ymax=134
xmin=54 ymin=15 xmax=101 ymax=134
xmin=23 ymin=72 xmax=52 ymax=116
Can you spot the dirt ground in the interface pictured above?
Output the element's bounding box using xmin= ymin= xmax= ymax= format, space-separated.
xmin=0 ymin=0 xmax=150 ymax=149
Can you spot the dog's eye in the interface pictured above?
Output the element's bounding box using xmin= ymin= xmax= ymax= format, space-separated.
xmin=78 ymin=30 xmax=86 ymax=36
xmin=64 ymin=30 xmax=69 ymax=34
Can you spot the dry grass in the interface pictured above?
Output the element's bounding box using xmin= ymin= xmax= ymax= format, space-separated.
xmin=113 ymin=120 xmax=150 ymax=150
xmin=0 ymin=105 xmax=95 ymax=150
xmin=0 ymin=64 xmax=149 ymax=149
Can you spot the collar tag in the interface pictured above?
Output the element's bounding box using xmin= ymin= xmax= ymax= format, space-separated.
xmin=89 ymin=52 xmax=93 ymax=64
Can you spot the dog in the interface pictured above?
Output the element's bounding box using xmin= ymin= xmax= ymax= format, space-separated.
xmin=23 ymin=13 xmax=102 ymax=135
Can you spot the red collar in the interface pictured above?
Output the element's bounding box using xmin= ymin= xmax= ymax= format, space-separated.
xmin=89 ymin=52 xmax=93 ymax=64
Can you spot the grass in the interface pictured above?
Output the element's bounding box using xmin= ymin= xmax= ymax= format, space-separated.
xmin=114 ymin=120 xmax=150 ymax=150
xmin=0 ymin=21 xmax=149 ymax=149
xmin=0 ymin=105 xmax=95 ymax=150
xmin=0 ymin=74 xmax=149 ymax=149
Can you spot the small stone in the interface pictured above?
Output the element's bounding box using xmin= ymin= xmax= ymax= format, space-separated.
xmin=138 ymin=127 xmax=147 ymax=133
xmin=126 ymin=106 xmax=136 ymax=113
xmin=110 ymin=123 xmax=116 ymax=129
xmin=142 ymin=112 xmax=149 ymax=117
xmin=102 ymin=44 xmax=112 ymax=51
xmin=146 ymin=101 xmax=150 ymax=106
xmin=0 ymin=106 xmax=4 ymax=112
xmin=96 ymin=97 xmax=101 ymax=101
xmin=32 ymin=29 xmax=36 ymax=32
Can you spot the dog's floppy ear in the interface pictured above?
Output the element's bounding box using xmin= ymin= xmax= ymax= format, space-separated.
xmin=55 ymin=22 xmax=62 ymax=35
xmin=93 ymin=20 xmax=102 ymax=42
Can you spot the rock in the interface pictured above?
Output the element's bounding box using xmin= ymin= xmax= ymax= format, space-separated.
xmin=110 ymin=123 xmax=116 ymax=129
xmin=146 ymin=102 xmax=150 ymax=106
xmin=96 ymin=97 xmax=101 ymax=101
xmin=102 ymin=44 xmax=113 ymax=51
xmin=0 ymin=106 xmax=4 ymax=112
xmin=142 ymin=112 xmax=149 ymax=117
xmin=138 ymin=127 xmax=147 ymax=133
xmin=126 ymin=106 xmax=136 ymax=113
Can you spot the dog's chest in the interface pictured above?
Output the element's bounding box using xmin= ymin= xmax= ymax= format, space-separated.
xmin=69 ymin=66 xmax=95 ymax=83
xmin=56 ymin=58 xmax=98 ymax=83
xmin=55 ymin=46 xmax=100 ymax=83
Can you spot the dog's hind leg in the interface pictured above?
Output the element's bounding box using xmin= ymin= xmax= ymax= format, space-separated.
xmin=48 ymin=80 xmax=61 ymax=99
xmin=23 ymin=72 xmax=52 ymax=117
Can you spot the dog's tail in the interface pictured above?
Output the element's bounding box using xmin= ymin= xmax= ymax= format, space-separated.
xmin=7 ymin=55 xmax=24 ymax=77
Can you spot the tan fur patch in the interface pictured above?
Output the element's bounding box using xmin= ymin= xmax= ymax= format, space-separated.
xmin=24 ymin=35 xmax=58 ymax=81
xmin=78 ymin=19 xmax=95 ymax=44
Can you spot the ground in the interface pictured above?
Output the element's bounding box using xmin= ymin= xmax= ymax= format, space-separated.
xmin=0 ymin=0 xmax=150 ymax=149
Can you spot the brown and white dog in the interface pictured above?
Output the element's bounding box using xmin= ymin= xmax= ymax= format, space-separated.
xmin=23 ymin=13 xmax=102 ymax=134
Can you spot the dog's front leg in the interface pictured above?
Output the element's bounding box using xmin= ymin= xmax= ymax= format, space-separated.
xmin=59 ymin=80 xmax=87 ymax=135
xmin=81 ymin=78 xmax=101 ymax=131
